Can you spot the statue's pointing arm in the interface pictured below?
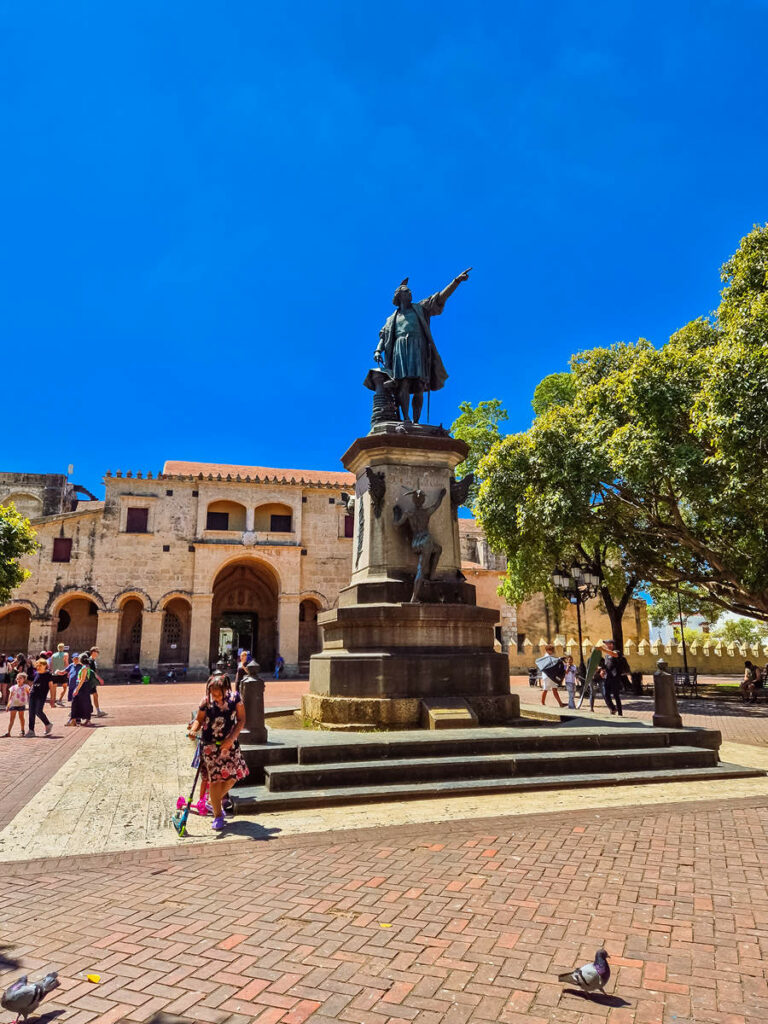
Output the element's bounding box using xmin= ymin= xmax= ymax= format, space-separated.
xmin=436 ymin=267 xmax=472 ymax=308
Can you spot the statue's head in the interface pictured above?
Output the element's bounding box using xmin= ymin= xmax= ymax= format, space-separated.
xmin=393 ymin=277 xmax=412 ymax=307
xmin=413 ymin=488 xmax=425 ymax=507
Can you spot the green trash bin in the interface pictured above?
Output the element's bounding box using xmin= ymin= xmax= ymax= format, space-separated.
xmin=141 ymin=674 xmax=151 ymax=685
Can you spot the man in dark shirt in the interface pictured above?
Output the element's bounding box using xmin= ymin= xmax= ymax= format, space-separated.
xmin=27 ymin=657 xmax=54 ymax=736
xmin=599 ymin=640 xmax=631 ymax=717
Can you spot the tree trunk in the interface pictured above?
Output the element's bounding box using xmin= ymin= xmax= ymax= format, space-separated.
xmin=599 ymin=581 xmax=635 ymax=653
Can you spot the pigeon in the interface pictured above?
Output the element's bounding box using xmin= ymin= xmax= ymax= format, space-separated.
xmin=558 ymin=948 xmax=610 ymax=993
xmin=1 ymin=971 xmax=60 ymax=1021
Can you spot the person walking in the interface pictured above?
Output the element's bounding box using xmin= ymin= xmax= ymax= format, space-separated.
xmin=187 ymin=674 xmax=248 ymax=831
xmin=539 ymin=644 xmax=566 ymax=708
xmin=87 ymin=646 xmax=107 ymax=717
xmin=5 ymin=671 xmax=30 ymax=736
xmin=69 ymin=654 xmax=95 ymax=726
xmin=273 ymin=653 xmax=285 ymax=680
xmin=235 ymin=650 xmax=249 ymax=687
xmin=27 ymin=658 xmax=54 ymax=736
xmin=50 ymin=643 xmax=69 ymax=708
xmin=0 ymin=654 xmax=9 ymax=707
xmin=563 ymin=654 xmax=578 ymax=709
xmin=599 ymin=640 xmax=630 ymax=717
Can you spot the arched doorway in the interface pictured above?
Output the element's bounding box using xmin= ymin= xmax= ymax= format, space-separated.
xmin=210 ymin=560 xmax=278 ymax=671
xmin=159 ymin=598 xmax=192 ymax=665
xmin=299 ymin=598 xmax=322 ymax=665
xmin=116 ymin=598 xmax=143 ymax=665
xmin=0 ymin=608 xmax=31 ymax=654
xmin=55 ymin=596 xmax=99 ymax=654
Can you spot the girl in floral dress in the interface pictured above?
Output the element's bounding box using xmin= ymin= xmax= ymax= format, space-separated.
xmin=5 ymin=672 xmax=30 ymax=736
xmin=188 ymin=675 xmax=248 ymax=830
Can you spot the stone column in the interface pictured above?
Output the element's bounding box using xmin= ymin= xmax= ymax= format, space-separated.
xmin=241 ymin=661 xmax=267 ymax=744
xmin=95 ymin=611 xmax=120 ymax=669
xmin=278 ymin=594 xmax=300 ymax=675
xmin=652 ymin=659 xmax=682 ymax=729
xmin=245 ymin=507 xmax=255 ymax=531
xmin=29 ymin=616 xmax=56 ymax=656
xmin=139 ymin=611 xmax=164 ymax=674
xmin=189 ymin=593 xmax=214 ymax=679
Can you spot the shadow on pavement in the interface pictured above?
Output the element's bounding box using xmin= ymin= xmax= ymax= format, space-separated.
xmin=563 ymin=988 xmax=631 ymax=1007
xmin=0 ymin=944 xmax=20 ymax=970
xmin=221 ymin=821 xmax=281 ymax=841
xmin=34 ymin=1012 xmax=67 ymax=1023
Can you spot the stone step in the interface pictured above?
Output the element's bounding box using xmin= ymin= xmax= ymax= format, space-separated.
xmin=294 ymin=725 xmax=721 ymax=765
xmin=265 ymin=745 xmax=717 ymax=791
xmin=232 ymin=762 xmax=764 ymax=812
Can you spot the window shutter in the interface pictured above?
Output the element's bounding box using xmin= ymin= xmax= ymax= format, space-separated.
xmin=126 ymin=507 xmax=149 ymax=533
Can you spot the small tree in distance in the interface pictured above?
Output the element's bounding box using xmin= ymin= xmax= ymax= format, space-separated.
xmin=0 ymin=503 xmax=38 ymax=605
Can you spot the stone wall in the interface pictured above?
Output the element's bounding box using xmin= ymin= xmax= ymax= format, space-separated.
xmin=508 ymin=637 xmax=765 ymax=678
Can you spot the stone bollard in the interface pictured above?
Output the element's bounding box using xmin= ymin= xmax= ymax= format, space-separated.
xmin=240 ymin=659 xmax=268 ymax=744
xmin=652 ymin=658 xmax=682 ymax=729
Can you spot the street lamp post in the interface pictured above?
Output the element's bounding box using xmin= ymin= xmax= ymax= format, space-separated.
xmin=551 ymin=564 xmax=601 ymax=676
xmin=676 ymin=583 xmax=690 ymax=687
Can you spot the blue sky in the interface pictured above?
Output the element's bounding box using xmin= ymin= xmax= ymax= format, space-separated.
xmin=2 ymin=1 xmax=766 ymax=494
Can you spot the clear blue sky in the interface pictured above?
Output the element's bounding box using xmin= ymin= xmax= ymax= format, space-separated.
xmin=2 ymin=1 xmax=766 ymax=495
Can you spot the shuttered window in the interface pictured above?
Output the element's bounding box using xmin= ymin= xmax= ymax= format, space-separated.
xmin=126 ymin=507 xmax=149 ymax=533
xmin=52 ymin=538 xmax=72 ymax=562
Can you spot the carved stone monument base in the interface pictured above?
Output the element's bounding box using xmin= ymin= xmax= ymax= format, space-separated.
xmin=306 ymin=431 xmax=518 ymax=729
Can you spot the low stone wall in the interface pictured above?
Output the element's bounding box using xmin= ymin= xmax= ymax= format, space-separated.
xmin=508 ymin=637 xmax=768 ymax=678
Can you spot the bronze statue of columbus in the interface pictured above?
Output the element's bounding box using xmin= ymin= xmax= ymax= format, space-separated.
xmin=372 ymin=268 xmax=471 ymax=423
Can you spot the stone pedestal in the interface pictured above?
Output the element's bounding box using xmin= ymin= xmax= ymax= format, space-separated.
xmin=653 ymin=662 xmax=683 ymax=729
xmin=306 ymin=430 xmax=517 ymax=729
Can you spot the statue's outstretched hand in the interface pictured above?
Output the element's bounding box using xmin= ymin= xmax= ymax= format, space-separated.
xmin=456 ymin=267 xmax=472 ymax=282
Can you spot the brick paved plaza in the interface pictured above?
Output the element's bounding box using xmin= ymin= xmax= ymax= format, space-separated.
xmin=1 ymin=678 xmax=767 ymax=1024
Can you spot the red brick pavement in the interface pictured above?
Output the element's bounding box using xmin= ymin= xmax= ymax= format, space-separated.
xmin=3 ymin=796 xmax=768 ymax=1023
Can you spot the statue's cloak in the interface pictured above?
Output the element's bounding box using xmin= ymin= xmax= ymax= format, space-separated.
xmin=370 ymin=293 xmax=449 ymax=394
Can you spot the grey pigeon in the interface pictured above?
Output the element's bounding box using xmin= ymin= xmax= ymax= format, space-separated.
xmin=1 ymin=972 xmax=60 ymax=1021
xmin=558 ymin=948 xmax=610 ymax=992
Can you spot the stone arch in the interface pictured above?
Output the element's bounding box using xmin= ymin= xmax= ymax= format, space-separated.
xmin=1 ymin=491 xmax=43 ymax=519
xmin=158 ymin=589 xmax=193 ymax=610
xmin=116 ymin=597 xmax=143 ymax=665
xmin=53 ymin=594 xmax=99 ymax=653
xmin=206 ymin=499 xmax=246 ymax=532
xmin=299 ymin=590 xmax=330 ymax=612
xmin=110 ymin=588 xmax=153 ymax=612
xmin=210 ymin=557 xmax=280 ymax=671
xmin=253 ymin=501 xmax=294 ymax=533
xmin=298 ymin=594 xmax=324 ymax=665
xmin=47 ymin=587 xmax=107 ymax=616
xmin=0 ymin=605 xmax=32 ymax=654
xmin=159 ymin=597 xmax=192 ymax=664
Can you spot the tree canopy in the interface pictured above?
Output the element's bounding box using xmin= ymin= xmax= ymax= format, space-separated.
xmin=0 ymin=503 xmax=37 ymax=605
xmin=451 ymin=399 xmax=508 ymax=509
xmin=471 ymin=225 xmax=768 ymax=641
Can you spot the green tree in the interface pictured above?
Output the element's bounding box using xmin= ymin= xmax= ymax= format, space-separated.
xmin=474 ymin=225 xmax=768 ymax=642
xmin=451 ymin=399 xmax=508 ymax=509
xmin=710 ymin=616 xmax=768 ymax=646
xmin=0 ymin=504 xmax=38 ymax=604
xmin=531 ymin=372 xmax=575 ymax=416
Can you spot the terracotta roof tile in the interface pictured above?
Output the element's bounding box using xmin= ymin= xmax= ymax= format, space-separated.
xmin=162 ymin=460 xmax=355 ymax=488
